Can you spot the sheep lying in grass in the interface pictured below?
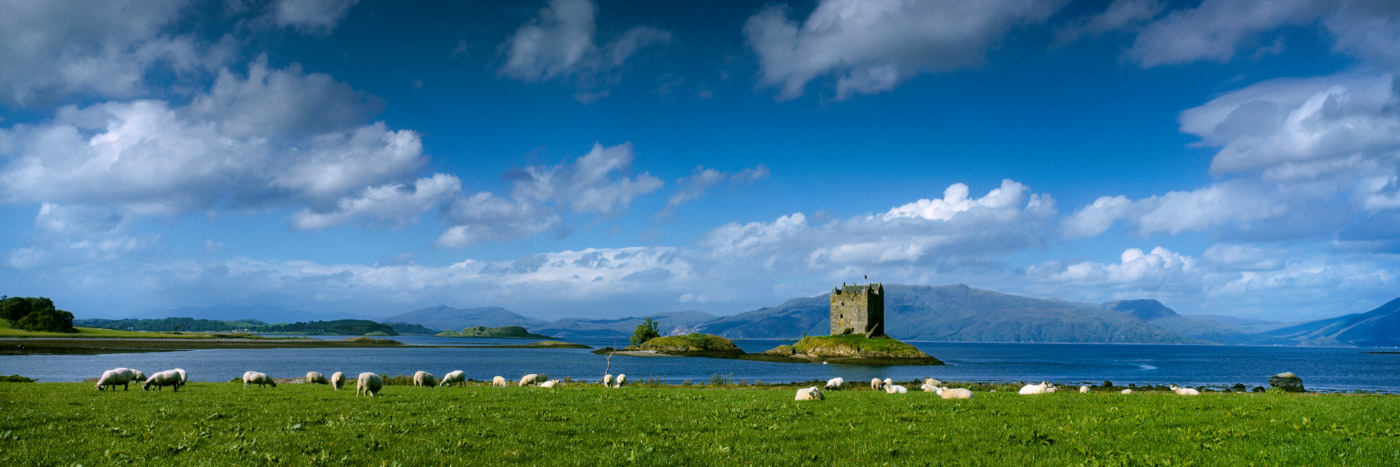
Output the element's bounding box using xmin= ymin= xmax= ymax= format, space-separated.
xmin=1169 ymin=384 xmax=1200 ymax=396
xmin=414 ymin=371 xmax=436 ymax=388
xmin=871 ymin=378 xmax=884 ymax=390
xmin=885 ymin=384 xmax=908 ymax=394
xmin=920 ymin=380 xmax=939 ymax=393
xmin=519 ymin=374 xmax=539 ymax=387
xmin=539 ymin=379 xmax=560 ymax=388
xmin=936 ymin=387 xmax=973 ymax=399
xmin=825 ymin=377 xmax=844 ymax=390
xmin=492 ymin=376 xmax=507 ymax=387
xmin=96 ymin=368 xmax=135 ymax=391
xmin=795 ymin=386 xmax=824 ymax=401
xmin=1121 ymin=388 xmax=1133 ymax=394
xmin=306 ymin=371 xmax=328 ymax=385
xmin=357 ymin=372 xmax=383 ymax=397
xmin=1079 ymin=385 xmax=1090 ymax=394
xmin=142 ymin=370 xmax=182 ymax=392
xmin=439 ymin=370 xmax=466 ymax=387
xmin=614 ymin=374 xmax=626 ymax=388
xmin=243 ymin=371 xmax=276 ymax=388
xmin=331 ymin=372 xmax=346 ymax=390
xmin=1046 ymin=386 xmax=1059 ymax=393
xmin=1018 ymin=382 xmax=1051 ymax=395
xmin=602 ymin=374 xmax=614 ymax=387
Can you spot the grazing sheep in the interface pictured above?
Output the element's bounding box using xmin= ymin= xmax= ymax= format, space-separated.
xmin=614 ymin=374 xmax=626 ymax=388
xmin=936 ymin=387 xmax=974 ymax=399
xmin=331 ymin=372 xmax=346 ymax=390
xmin=795 ymin=386 xmax=825 ymax=401
xmin=439 ymin=370 xmax=466 ymax=388
xmin=1121 ymin=388 xmax=1133 ymax=394
xmin=126 ymin=369 xmax=147 ymax=382
xmin=357 ymin=372 xmax=383 ymax=397
xmin=413 ymin=371 xmax=436 ymax=388
xmin=825 ymin=377 xmax=844 ymax=390
xmin=871 ymin=378 xmax=884 ymax=390
xmin=519 ymin=374 xmax=539 ymax=387
xmin=96 ymin=369 xmax=134 ymax=391
xmin=306 ymin=371 xmax=328 ymax=385
xmin=1079 ymin=385 xmax=1090 ymax=394
xmin=1018 ymin=382 xmax=1051 ymax=395
xmin=539 ymin=379 xmax=560 ymax=388
xmin=601 ymin=374 xmax=614 ymax=386
xmin=492 ymin=376 xmax=507 ymax=387
xmin=1169 ymin=384 xmax=1200 ymax=396
xmin=173 ymin=368 xmax=188 ymax=387
xmin=142 ymin=370 xmax=182 ymax=391
xmin=243 ymin=371 xmax=276 ymax=388
xmin=885 ymin=384 xmax=908 ymax=394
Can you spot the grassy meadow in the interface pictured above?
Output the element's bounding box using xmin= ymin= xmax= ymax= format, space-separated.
xmin=1 ymin=381 xmax=1396 ymax=466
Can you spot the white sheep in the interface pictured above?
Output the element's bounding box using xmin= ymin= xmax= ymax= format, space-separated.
xmin=871 ymin=378 xmax=884 ymax=390
xmin=519 ymin=374 xmax=539 ymax=387
xmin=924 ymin=377 xmax=941 ymax=388
xmin=306 ymin=371 xmax=328 ymax=385
xmin=1079 ymin=385 xmax=1090 ymax=394
xmin=539 ymin=379 xmax=560 ymax=388
xmin=173 ymin=368 xmax=188 ymax=387
xmin=614 ymin=374 xmax=626 ymax=388
xmin=331 ymin=372 xmax=346 ymax=390
xmin=243 ymin=371 xmax=277 ymax=388
xmin=883 ymin=378 xmax=894 ymax=389
xmin=885 ymin=384 xmax=908 ymax=394
xmin=602 ymin=374 xmax=614 ymax=387
xmin=439 ymin=370 xmax=466 ymax=387
xmin=492 ymin=376 xmax=507 ymax=387
xmin=936 ymin=387 xmax=973 ymax=399
xmin=142 ymin=370 xmax=182 ymax=391
xmin=128 ymin=369 xmax=147 ymax=382
xmin=1018 ymin=382 xmax=1050 ymax=395
xmin=96 ymin=369 xmax=134 ymax=391
xmin=357 ymin=372 xmax=383 ymax=397
xmin=1169 ymin=384 xmax=1200 ymax=396
xmin=920 ymin=379 xmax=939 ymax=393
xmin=1046 ymin=386 xmax=1059 ymax=393
xmin=1121 ymin=388 xmax=1133 ymax=394
xmin=414 ymin=371 xmax=436 ymax=388
xmin=795 ymin=386 xmax=825 ymax=401
xmin=825 ymin=377 xmax=844 ymax=390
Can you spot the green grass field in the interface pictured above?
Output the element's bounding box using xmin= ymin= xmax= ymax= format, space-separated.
xmin=0 ymin=320 xmax=256 ymax=339
xmin=1 ymin=381 xmax=1396 ymax=465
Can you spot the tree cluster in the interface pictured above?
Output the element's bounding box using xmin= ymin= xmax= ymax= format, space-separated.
xmin=630 ymin=317 xmax=661 ymax=345
xmin=1 ymin=296 xmax=76 ymax=333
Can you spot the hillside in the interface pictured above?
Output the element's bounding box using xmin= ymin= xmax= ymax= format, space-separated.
xmin=380 ymin=305 xmax=545 ymax=332
xmin=134 ymin=304 xmax=365 ymax=323
xmin=536 ymin=311 xmax=717 ymax=338
xmin=696 ymin=284 xmax=1194 ymax=344
xmin=76 ymin=318 xmax=406 ymax=336
xmin=1103 ymin=300 xmax=1257 ymax=344
xmin=1260 ymin=297 xmax=1400 ymax=347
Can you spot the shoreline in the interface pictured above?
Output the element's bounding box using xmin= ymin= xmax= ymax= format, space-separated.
xmin=0 ymin=337 xmax=584 ymax=355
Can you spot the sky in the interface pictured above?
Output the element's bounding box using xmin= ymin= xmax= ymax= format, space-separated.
xmin=1 ymin=0 xmax=1397 ymax=322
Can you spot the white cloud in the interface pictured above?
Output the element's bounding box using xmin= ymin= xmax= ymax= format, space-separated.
xmin=271 ymin=0 xmax=360 ymax=33
xmin=1063 ymin=195 xmax=1132 ymax=238
xmin=436 ymin=192 xmax=562 ymax=248
xmin=1124 ymin=0 xmax=1324 ymax=67
xmin=702 ymin=212 xmax=809 ymax=258
xmin=1202 ymin=243 xmax=1285 ymax=271
xmin=664 ymin=165 xmax=769 ymax=213
xmin=508 ymin=142 xmax=663 ymax=215
xmin=34 ymin=204 xmax=124 ymax=236
xmin=1030 ymin=246 xmax=1196 ymax=286
xmin=499 ymin=0 xmax=670 ymax=89
xmin=881 ymin=179 xmax=1028 ymax=221
xmin=744 ymin=0 xmax=1064 ymax=100
xmin=1323 ymin=1 xmax=1400 ymax=68
xmin=1055 ymin=0 xmax=1164 ymax=44
xmin=292 ymin=173 xmax=461 ymax=231
xmin=189 ymin=55 xmax=375 ymax=138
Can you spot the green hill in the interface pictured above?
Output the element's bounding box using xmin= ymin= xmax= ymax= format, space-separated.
xmin=435 ymin=326 xmax=552 ymax=339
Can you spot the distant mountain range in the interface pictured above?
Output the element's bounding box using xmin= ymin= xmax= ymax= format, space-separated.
xmin=137 ymin=304 xmax=369 ymax=324
xmin=130 ymin=285 xmax=1400 ymax=347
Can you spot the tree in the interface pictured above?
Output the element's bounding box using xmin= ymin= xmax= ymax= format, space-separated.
xmin=630 ymin=318 xmax=661 ymax=346
xmin=3 ymin=296 xmax=76 ymax=333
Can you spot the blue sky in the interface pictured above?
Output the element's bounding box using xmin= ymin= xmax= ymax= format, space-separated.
xmin=1 ymin=0 xmax=1397 ymax=321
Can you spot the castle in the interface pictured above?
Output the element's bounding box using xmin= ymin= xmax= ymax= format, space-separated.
xmin=830 ymin=281 xmax=884 ymax=337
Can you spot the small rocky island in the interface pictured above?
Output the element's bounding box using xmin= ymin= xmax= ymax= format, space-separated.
xmin=624 ymin=333 xmax=744 ymax=357
xmin=757 ymin=334 xmax=942 ymax=365
xmin=434 ymin=326 xmax=553 ymax=339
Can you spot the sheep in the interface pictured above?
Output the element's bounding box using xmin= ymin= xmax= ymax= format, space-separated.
xmin=1079 ymin=385 xmax=1090 ymax=394
xmin=306 ymin=371 xmax=328 ymax=385
xmin=492 ymin=376 xmax=507 ymax=387
xmin=539 ymin=379 xmax=560 ymax=388
xmin=936 ymin=387 xmax=974 ymax=399
xmin=357 ymin=372 xmax=383 ymax=397
xmin=920 ymin=379 xmax=939 ymax=393
xmin=614 ymin=374 xmax=626 ymax=388
xmin=331 ymin=372 xmax=346 ymax=390
xmin=123 ymin=368 xmax=147 ymax=382
xmin=825 ymin=377 xmax=844 ymax=390
xmin=795 ymin=386 xmax=824 ymax=401
xmin=142 ymin=370 xmax=182 ymax=391
xmin=924 ymin=377 xmax=941 ymax=388
xmin=871 ymin=378 xmax=884 ymax=390
xmin=96 ymin=369 xmax=134 ymax=391
xmin=518 ymin=374 xmax=539 ymax=387
xmin=883 ymin=378 xmax=894 ymax=389
xmin=1120 ymin=388 xmax=1133 ymax=394
xmin=602 ymin=374 xmax=614 ymax=387
xmin=885 ymin=384 xmax=908 ymax=394
xmin=413 ymin=371 xmax=436 ymax=388
xmin=173 ymin=368 xmax=188 ymax=387
xmin=243 ymin=371 xmax=276 ymax=388
xmin=1046 ymin=386 xmax=1059 ymax=393
xmin=1018 ymin=382 xmax=1051 ymax=395
xmin=439 ymin=370 xmax=466 ymax=387
xmin=1169 ymin=384 xmax=1200 ymax=396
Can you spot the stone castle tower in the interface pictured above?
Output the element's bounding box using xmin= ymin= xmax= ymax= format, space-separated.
xmin=830 ymin=282 xmax=884 ymax=337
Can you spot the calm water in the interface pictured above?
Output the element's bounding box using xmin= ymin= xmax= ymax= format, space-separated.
xmin=3 ymin=336 xmax=1397 ymax=393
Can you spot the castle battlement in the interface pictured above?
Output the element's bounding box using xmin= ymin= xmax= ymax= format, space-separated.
xmin=830 ymin=282 xmax=884 ymax=337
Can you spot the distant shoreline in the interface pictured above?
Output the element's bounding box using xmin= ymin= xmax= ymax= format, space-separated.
xmin=0 ymin=337 xmax=583 ymax=355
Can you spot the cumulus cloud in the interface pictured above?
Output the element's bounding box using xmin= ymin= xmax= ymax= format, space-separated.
xmin=744 ymin=0 xmax=1065 ymax=100
xmin=508 ymin=142 xmax=663 ymax=215
xmin=436 ymin=192 xmax=562 ymax=248
xmin=499 ymin=0 xmax=670 ymax=92
xmin=189 ymin=55 xmax=377 ymax=138
xmin=292 ymin=173 xmax=461 ymax=231
xmin=663 ymin=165 xmax=769 ymax=213
xmin=270 ymin=0 xmax=360 ymax=33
